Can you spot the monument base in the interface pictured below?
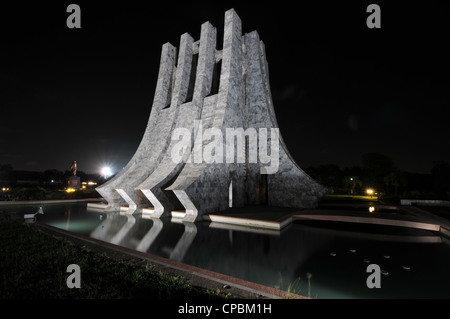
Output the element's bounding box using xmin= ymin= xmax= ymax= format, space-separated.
xmin=69 ymin=176 xmax=81 ymax=190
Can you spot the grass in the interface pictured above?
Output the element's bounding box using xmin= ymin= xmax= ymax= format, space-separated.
xmin=0 ymin=213 xmax=230 ymax=299
xmin=275 ymin=273 xmax=316 ymax=299
xmin=324 ymin=194 xmax=379 ymax=201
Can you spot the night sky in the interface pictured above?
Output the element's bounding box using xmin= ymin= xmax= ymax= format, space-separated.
xmin=1 ymin=1 xmax=448 ymax=175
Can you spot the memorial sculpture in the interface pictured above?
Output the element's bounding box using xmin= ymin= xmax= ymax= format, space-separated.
xmin=95 ymin=9 xmax=326 ymax=222
xmin=71 ymin=160 xmax=77 ymax=176
xmin=69 ymin=160 xmax=80 ymax=189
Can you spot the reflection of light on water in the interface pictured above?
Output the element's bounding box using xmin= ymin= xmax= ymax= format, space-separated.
xmin=49 ymin=221 xmax=100 ymax=233
xmin=369 ymin=206 xmax=375 ymax=213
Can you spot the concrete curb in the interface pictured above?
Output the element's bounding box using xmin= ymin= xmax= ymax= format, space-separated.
xmin=0 ymin=198 xmax=105 ymax=206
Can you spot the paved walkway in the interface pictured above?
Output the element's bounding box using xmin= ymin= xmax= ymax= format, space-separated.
xmin=205 ymin=203 xmax=450 ymax=237
xmin=87 ymin=200 xmax=450 ymax=235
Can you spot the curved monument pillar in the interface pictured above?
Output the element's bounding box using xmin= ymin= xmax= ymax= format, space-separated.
xmin=97 ymin=31 xmax=198 ymax=212
xmin=243 ymin=30 xmax=326 ymax=208
xmin=166 ymin=9 xmax=247 ymax=222
xmin=112 ymin=31 xmax=196 ymax=212
xmin=137 ymin=21 xmax=218 ymax=218
xmin=96 ymin=42 xmax=177 ymax=210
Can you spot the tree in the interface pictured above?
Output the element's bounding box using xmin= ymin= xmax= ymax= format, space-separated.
xmin=431 ymin=161 xmax=450 ymax=198
xmin=44 ymin=169 xmax=64 ymax=181
xmin=343 ymin=176 xmax=363 ymax=195
xmin=304 ymin=164 xmax=343 ymax=190
xmin=0 ymin=164 xmax=14 ymax=186
xmin=384 ymin=170 xmax=407 ymax=196
xmin=361 ymin=152 xmax=395 ymax=192
xmin=0 ymin=164 xmax=13 ymax=172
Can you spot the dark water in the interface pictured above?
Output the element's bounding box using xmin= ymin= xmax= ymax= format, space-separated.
xmin=3 ymin=202 xmax=450 ymax=299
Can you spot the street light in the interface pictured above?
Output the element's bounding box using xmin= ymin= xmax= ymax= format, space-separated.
xmin=101 ymin=166 xmax=113 ymax=178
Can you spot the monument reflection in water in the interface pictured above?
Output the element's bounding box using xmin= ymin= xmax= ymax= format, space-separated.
xmin=17 ymin=202 xmax=450 ymax=299
xmin=90 ymin=210 xmax=197 ymax=263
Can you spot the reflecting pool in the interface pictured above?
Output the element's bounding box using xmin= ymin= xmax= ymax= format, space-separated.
xmin=3 ymin=202 xmax=450 ymax=298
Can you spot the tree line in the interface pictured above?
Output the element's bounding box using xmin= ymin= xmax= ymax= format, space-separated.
xmin=303 ymin=152 xmax=450 ymax=200
xmin=0 ymin=164 xmax=105 ymax=189
xmin=2 ymin=153 xmax=449 ymax=201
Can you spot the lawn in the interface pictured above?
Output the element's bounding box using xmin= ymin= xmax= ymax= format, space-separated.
xmin=324 ymin=194 xmax=379 ymax=201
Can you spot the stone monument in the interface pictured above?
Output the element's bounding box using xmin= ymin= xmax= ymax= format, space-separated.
xmin=69 ymin=160 xmax=80 ymax=190
xmin=95 ymin=9 xmax=326 ymax=222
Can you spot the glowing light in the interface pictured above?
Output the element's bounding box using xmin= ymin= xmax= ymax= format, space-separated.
xmin=366 ymin=189 xmax=374 ymax=195
xmin=369 ymin=206 xmax=375 ymax=213
xmin=66 ymin=188 xmax=76 ymax=193
xmin=101 ymin=167 xmax=113 ymax=178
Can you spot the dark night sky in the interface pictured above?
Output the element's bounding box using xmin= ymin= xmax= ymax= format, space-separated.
xmin=1 ymin=1 xmax=448 ymax=175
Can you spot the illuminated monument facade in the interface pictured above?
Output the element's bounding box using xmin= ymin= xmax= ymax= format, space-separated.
xmin=95 ymin=9 xmax=326 ymax=222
